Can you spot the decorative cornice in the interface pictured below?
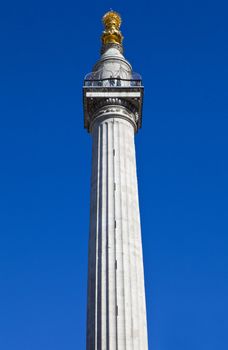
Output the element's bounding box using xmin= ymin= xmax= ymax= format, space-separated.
xmin=90 ymin=105 xmax=137 ymax=132
xmin=83 ymin=86 xmax=143 ymax=133
xmin=84 ymin=96 xmax=140 ymax=132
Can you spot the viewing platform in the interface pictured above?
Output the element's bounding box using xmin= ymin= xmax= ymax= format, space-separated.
xmin=83 ymin=75 xmax=144 ymax=132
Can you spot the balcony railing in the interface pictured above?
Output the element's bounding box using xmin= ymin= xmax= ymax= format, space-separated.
xmin=84 ymin=77 xmax=142 ymax=87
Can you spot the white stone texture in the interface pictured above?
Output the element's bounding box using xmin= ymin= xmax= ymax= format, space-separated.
xmin=86 ymin=113 xmax=148 ymax=350
xmin=92 ymin=47 xmax=132 ymax=85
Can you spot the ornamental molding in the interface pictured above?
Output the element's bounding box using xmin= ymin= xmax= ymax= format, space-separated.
xmin=83 ymin=89 xmax=143 ymax=132
xmin=90 ymin=105 xmax=137 ymax=132
xmin=100 ymin=42 xmax=124 ymax=55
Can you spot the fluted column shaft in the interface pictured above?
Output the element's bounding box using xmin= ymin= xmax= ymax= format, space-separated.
xmin=86 ymin=112 xmax=148 ymax=350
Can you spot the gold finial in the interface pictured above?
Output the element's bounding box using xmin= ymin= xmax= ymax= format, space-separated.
xmin=101 ymin=11 xmax=123 ymax=46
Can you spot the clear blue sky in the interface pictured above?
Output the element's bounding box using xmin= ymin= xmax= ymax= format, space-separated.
xmin=0 ymin=0 xmax=227 ymax=349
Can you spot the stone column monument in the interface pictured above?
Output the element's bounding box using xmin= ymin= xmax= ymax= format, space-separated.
xmin=83 ymin=11 xmax=148 ymax=350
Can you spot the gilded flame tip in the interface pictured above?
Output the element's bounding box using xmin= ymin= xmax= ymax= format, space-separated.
xmin=101 ymin=11 xmax=123 ymax=46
